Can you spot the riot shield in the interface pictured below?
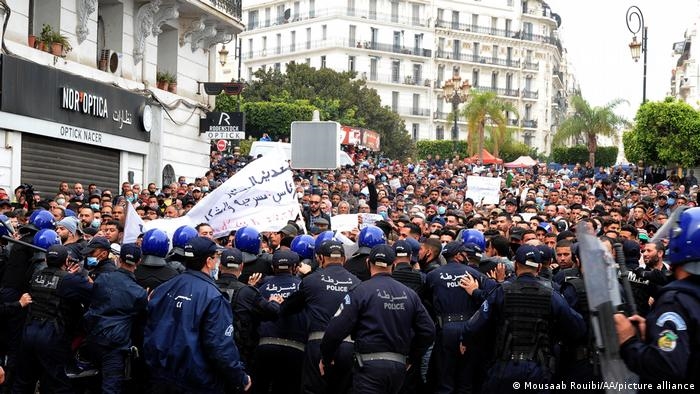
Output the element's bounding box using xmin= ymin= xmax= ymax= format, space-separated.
xmin=576 ymin=222 xmax=638 ymax=393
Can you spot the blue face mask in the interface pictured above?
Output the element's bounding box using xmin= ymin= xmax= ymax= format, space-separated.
xmin=437 ymin=206 xmax=446 ymax=215
xmin=201 ymin=187 xmax=209 ymax=193
xmin=86 ymin=256 xmax=98 ymax=267
xmin=91 ymin=219 xmax=101 ymax=228
xmin=210 ymin=260 xmax=220 ymax=280
xmin=126 ymin=196 xmax=135 ymax=203
xmin=90 ymin=203 xmax=100 ymax=210
xmin=379 ymin=211 xmax=388 ymax=219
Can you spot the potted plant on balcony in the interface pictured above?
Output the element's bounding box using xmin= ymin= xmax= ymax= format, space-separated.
xmin=156 ymin=71 xmax=170 ymax=91
xmin=38 ymin=24 xmax=53 ymax=52
xmin=49 ymin=31 xmax=72 ymax=57
xmin=167 ymin=73 xmax=177 ymax=93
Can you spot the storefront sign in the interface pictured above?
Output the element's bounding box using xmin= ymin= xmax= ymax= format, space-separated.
xmin=200 ymin=111 xmax=245 ymax=138
xmin=0 ymin=55 xmax=150 ymax=142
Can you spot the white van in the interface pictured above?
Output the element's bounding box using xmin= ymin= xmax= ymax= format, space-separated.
xmin=249 ymin=141 xmax=355 ymax=167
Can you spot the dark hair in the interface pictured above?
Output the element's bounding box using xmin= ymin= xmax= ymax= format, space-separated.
xmin=488 ymin=235 xmax=511 ymax=258
xmin=185 ymin=254 xmax=211 ymax=271
xmin=104 ymin=220 xmax=124 ymax=232
xmin=620 ymin=224 xmax=638 ymax=237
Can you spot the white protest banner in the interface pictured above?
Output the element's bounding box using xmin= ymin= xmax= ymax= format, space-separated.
xmin=519 ymin=212 xmax=536 ymax=223
xmin=331 ymin=214 xmax=359 ymax=232
xmin=465 ymin=176 xmax=501 ymax=205
xmin=123 ymin=201 xmax=145 ymax=244
xmin=123 ymin=200 xmax=191 ymax=243
xmin=389 ymin=178 xmax=402 ymax=192
xmin=359 ymin=213 xmax=383 ymax=229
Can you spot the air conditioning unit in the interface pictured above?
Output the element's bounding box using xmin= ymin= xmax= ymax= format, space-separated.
xmin=99 ymin=49 xmax=122 ymax=76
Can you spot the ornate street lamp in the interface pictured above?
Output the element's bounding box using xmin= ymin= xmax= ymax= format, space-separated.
xmin=626 ymin=6 xmax=647 ymax=102
xmin=442 ymin=74 xmax=471 ymax=151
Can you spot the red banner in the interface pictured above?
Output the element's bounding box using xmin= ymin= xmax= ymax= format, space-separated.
xmin=340 ymin=125 xmax=381 ymax=151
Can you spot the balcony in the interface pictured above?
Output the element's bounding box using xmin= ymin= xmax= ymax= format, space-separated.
xmin=395 ymin=107 xmax=430 ymax=117
xmin=473 ymin=86 xmax=520 ymax=97
xmin=245 ymin=7 xmax=430 ymax=32
xmin=357 ymin=41 xmax=432 ymax=57
xmin=435 ymin=51 xmax=520 ymax=68
xmin=243 ymin=37 xmax=432 ymax=60
xmin=553 ymin=69 xmax=564 ymax=84
xmin=508 ymin=119 xmax=519 ymax=126
xmin=523 ymin=61 xmax=539 ymax=70
xmin=203 ymin=0 xmax=242 ymax=19
xmin=360 ymin=72 xmax=430 ymax=87
xmin=522 ymin=90 xmax=539 ymax=99
xmin=522 ymin=119 xmax=538 ymax=128
xmin=433 ymin=111 xmax=450 ymax=120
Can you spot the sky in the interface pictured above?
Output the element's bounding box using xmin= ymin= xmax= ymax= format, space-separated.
xmin=547 ymin=0 xmax=700 ymax=120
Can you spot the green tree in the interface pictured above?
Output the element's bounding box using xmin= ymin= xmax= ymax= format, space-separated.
xmin=460 ymin=90 xmax=518 ymax=159
xmin=552 ymin=95 xmax=627 ymax=168
xmin=624 ymin=97 xmax=700 ymax=168
xmin=242 ymin=63 xmax=414 ymax=159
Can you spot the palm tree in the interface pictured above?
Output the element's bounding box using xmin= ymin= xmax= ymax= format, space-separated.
xmin=553 ymin=95 xmax=628 ymax=168
xmin=461 ymin=90 xmax=518 ymax=160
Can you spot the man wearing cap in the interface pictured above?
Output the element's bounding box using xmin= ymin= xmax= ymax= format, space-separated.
xmin=83 ymin=243 xmax=147 ymax=394
xmin=423 ymin=241 xmax=496 ymax=393
xmin=82 ymin=236 xmax=117 ymax=281
xmin=216 ymin=247 xmax=283 ymax=380
xmin=281 ymin=240 xmax=360 ymax=394
xmin=321 ymin=244 xmax=435 ymax=394
xmin=13 ymin=245 xmax=93 ymax=393
xmin=269 ymin=224 xmax=298 ymax=252
xmin=391 ymin=240 xmax=424 ymax=295
xmin=254 ymin=250 xmax=307 ymax=394
xmin=144 ymin=237 xmax=252 ymax=393
xmin=459 ymin=245 xmax=585 ymax=392
xmin=56 ymin=217 xmax=86 ymax=261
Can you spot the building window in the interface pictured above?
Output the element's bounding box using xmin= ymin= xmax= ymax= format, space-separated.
xmin=472 ymin=69 xmax=479 ymax=87
xmin=262 ymin=36 xmax=267 ymax=56
xmin=438 ymin=37 xmax=445 ymax=57
xmin=412 ymin=94 xmax=420 ymax=114
xmin=348 ymin=55 xmax=356 ymax=72
xmin=310 ymin=0 xmax=315 ymax=18
xmin=97 ymin=1 xmax=124 ymax=60
xmin=505 ymin=19 xmax=512 ymax=36
xmin=306 ymin=28 xmax=311 ymax=49
xmin=369 ymin=0 xmax=377 ymax=19
xmin=321 ymin=55 xmax=326 ymax=68
xmin=322 ymin=25 xmax=327 ymax=40
xmin=436 ymin=126 xmax=444 ymax=140
xmin=294 ymin=1 xmax=300 ymax=19
xmin=472 ymin=14 xmax=479 ymax=28
xmin=392 ymin=91 xmax=399 ymax=112
xmin=306 ymin=58 xmax=311 ymax=65
xmin=453 ymin=39 xmax=460 ymax=59
xmin=392 ymin=60 xmax=400 ymax=83
xmin=525 ymin=75 xmax=533 ymax=91
xmin=248 ymin=10 xmax=259 ymax=29
xmin=412 ymin=123 xmax=419 ymax=140
xmin=391 ymin=1 xmax=399 ymax=23
xmin=248 ymin=38 xmax=253 ymax=58
xmin=506 ymin=73 xmax=513 ymax=91
xmin=473 ymin=42 xmax=479 ymax=58
xmin=274 ymin=63 xmax=281 ymax=72
xmin=507 ymin=46 xmax=513 ymax=64
xmin=265 ymin=7 xmax=271 ymax=27
xmin=156 ymin=26 xmax=177 ymax=80
xmin=525 ymin=104 xmax=532 ymax=120
xmin=393 ymin=31 xmax=401 ymax=52
xmin=491 ymin=71 xmax=498 ymax=88
xmin=437 ymin=64 xmax=445 ymax=87
xmin=347 ymin=0 xmax=356 ymax=16
xmin=370 ymin=58 xmax=378 ymax=80
xmin=492 ymin=45 xmax=498 ymax=62
xmin=349 ymin=25 xmax=356 ymax=47
xmin=412 ymin=3 xmax=421 ymax=26
xmin=276 ymin=33 xmax=281 ymax=55
xmin=290 ymin=31 xmax=296 ymax=52
xmin=276 ymin=4 xmax=285 ymax=24
xmin=413 ymin=64 xmax=422 ymax=83
xmin=451 ymin=11 xmax=459 ymax=29
xmin=523 ymin=22 xmax=533 ymax=39
xmin=414 ymin=33 xmax=422 ymax=54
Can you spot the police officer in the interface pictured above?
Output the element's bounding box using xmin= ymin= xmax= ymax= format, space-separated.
xmin=166 ymin=225 xmax=198 ymax=273
xmin=291 ymin=234 xmax=317 ymax=275
xmin=236 ymin=227 xmax=273 ymax=284
xmin=134 ymin=229 xmax=178 ymax=290
xmin=30 ymin=228 xmax=62 ymax=273
xmin=345 ymin=225 xmax=386 ymax=281
xmin=217 ymin=246 xmax=283 ymax=381
xmin=321 ymin=244 xmax=435 ymax=394
xmin=254 ymin=250 xmax=306 ymax=394
xmin=0 ymin=210 xmax=55 ymax=388
xmin=391 ymin=240 xmax=424 ymax=295
xmin=83 ymin=243 xmax=147 ymax=394
xmin=615 ymin=207 xmax=700 ymax=386
xmin=281 ymin=240 xmax=360 ymax=394
xmin=460 ymin=245 xmax=586 ymax=392
xmin=144 ymin=237 xmax=251 ymax=393
xmin=12 ymin=244 xmax=93 ymax=393
xmin=82 ymin=236 xmax=117 ymax=281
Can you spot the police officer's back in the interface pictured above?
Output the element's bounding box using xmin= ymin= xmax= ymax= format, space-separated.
xmin=281 ymin=240 xmax=360 ymax=394
xmin=13 ymin=244 xmax=93 ymax=393
xmin=134 ymin=229 xmax=178 ymax=290
xmin=615 ymin=207 xmax=700 ymax=388
xmin=166 ymin=225 xmax=198 ymax=274
xmin=321 ymin=245 xmax=435 ymax=394
xmin=235 ymin=226 xmax=273 ymax=284
xmin=345 ymin=226 xmax=385 ymax=281
xmin=391 ymin=240 xmax=424 ymax=296
xmin=254 ymin=250 xmax=306 ymax=394
xmin=460 ymin=245 xmax=585 ymax=392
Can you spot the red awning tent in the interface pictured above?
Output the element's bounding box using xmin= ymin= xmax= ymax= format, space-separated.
xmin=464 ymin=149 xmax=503 ymax=164
xmin=504 ymin=155 xmax=538 ymax=168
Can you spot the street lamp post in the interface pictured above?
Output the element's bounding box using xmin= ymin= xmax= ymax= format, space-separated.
xmin=442 ymin=75 xmax=471 ymax=153
xmin=626 ymin=5 xmax=647 ymax=103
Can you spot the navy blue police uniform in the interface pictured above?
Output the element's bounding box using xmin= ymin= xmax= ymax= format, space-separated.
xmin=462 ymin=245 xmax=585 ymax=393
xmin=82 ymin=244 xmax=148 ymax=394
xmin=321 ymin=244 xmax=435 ymax=394
xmin=423 ymin=241 xmax=497 ymax=393
xmin=143 ymin=237 xmax=249 ymax=394
xmin=281 ymin=240 xmax=360 ymax=394
xmin=254 ymin=250 xmax=307 ymax=394
xmin=13 ymin=245 xmax=93 ymax=394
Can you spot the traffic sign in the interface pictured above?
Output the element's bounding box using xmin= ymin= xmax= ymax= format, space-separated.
xmin=216 ymin=139 xmax=227 ymax=151
xmin=206 ymin=131 xmax=245 ymax=140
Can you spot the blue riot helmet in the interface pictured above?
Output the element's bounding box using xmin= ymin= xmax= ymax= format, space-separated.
xmin=357 ymin=226 xmax=386 ymax=254
xmin=235 ymin=227 xmax=261 ymax=255
xmin=0 ymin=214 xmax=14 ymax=237
xmin=291 ymin=234 xmax=315 ymax=260
xmin=64 ymin=208 xmax=77 ymax=218
xmin=34 ymin=228 xmax=61 ymax=250
xmin=314 ymin=231 xmax=337 ymax=255
xmin=172 ymin=225 xmax=198 ymax=250
xmin=141 ymin=229 xmax=170 ymax=258
xmin=658 ymin=207 xmax=700 ymax=274
xmin=537 ymin=222 xmax=553 ymax=233
xmin=31 ymin=210 xmax=56 ymax=231
xmin=461 ymin=229 xmax=486 ymax=251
